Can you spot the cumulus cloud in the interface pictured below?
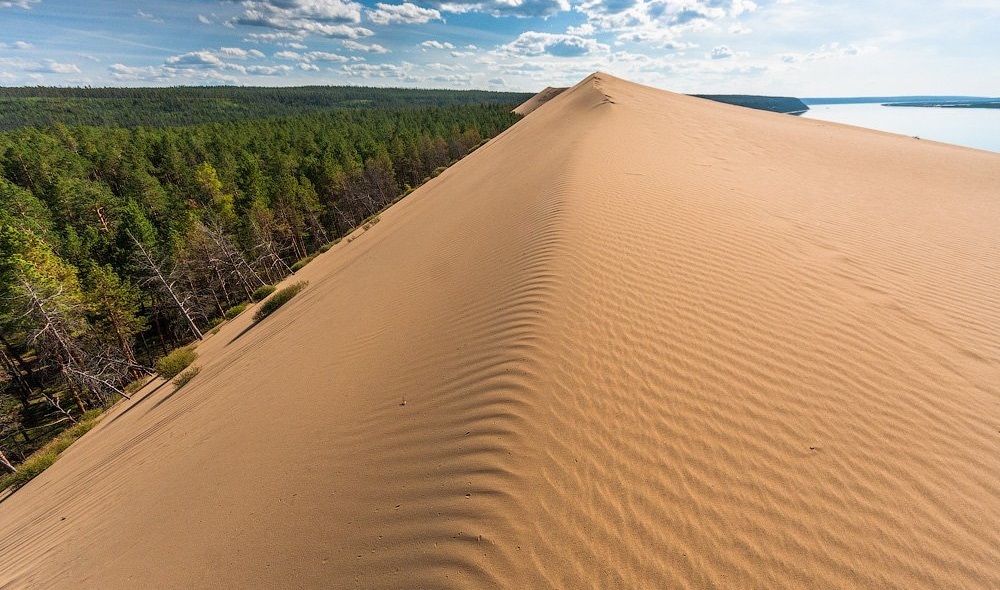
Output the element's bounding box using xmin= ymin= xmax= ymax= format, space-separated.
xmin=498 ymin=31 xmax=609 ymax=57
xmin=243 ymin=31 xmax=307 ymax=44
xmin=306 ymin=51 xmax=349 ymax=62
xmin=367 ymin=2 xmax=442 ymax=25
xmin=218 ymin=47 xmax=264 ymax=59
xmin=341 ymin=62 xmax=411 ymax=79
xmin=342 ymin=40 xmax=389 ymax=53
xmin=578 ymin=0 xmax=758 ymax=47
xmin=230 ymin=0 xmax=373 ymax=39
xmin=710 ymin=45 xmax=733 ymax=58
xmin=779 ymin=42 xmax=874 ymax=63
xmin=0 ymin=40 xmax=33 ymax=49
xmin=0 ymin=0 xmax=40 ymax=8
xmin=198 ymin=14 xmax=213 ymax=24
xmin=427 ymin=0 xmax=568 ymax=18
xmin=30 ymin=60 xmax=81 ymax=74
xmin=420 ymin=40 xmax=456 ymax=50
xmin=166 ymin=51 xmax=227 ymax=68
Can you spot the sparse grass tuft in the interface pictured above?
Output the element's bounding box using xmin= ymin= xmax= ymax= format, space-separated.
xmin=124 ymin=376 xmax=149 ymax=395
xmin=224 ymin=303 xmax=248 ymax=320
xmin=155 ymin=347 xmax=197 ymax=379
xmin=251 ymin=284 xmax=276 ymax=302
xmin=173 ymin=366 xmax=201 ymax=388
xmin=0 ymin=410 xmax=102 ymax=491
xmin=254 ymin=281 xmax=308 ymax=323
xmin=290 ymin=256 xmax=315 ymax=272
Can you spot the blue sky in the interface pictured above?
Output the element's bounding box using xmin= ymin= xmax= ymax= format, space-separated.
xmin=1 ymin=0 xmax=998 ymax=95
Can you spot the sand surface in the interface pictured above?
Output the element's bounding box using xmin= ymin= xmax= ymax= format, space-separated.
xmin=512 ymin=86 xmax=567 ymax=116
xmin=1 ymin=73 xmax=998 ymax=589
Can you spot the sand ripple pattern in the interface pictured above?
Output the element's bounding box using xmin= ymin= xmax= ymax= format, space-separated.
xmin=1 ymin=74 xmax=998 ymax=589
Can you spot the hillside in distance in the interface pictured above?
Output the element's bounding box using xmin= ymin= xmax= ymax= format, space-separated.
xmin=694 ymin=94 xmax=809 ymax=113
xmin=0 ymin=85 xmax=532 ymax=130
xmin=1 ymin=73 xmax=998 ymax=589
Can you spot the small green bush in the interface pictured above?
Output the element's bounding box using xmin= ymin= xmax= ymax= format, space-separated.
xmin=173 ymin=366 xmax=201 ymax=388
xmin=224 ymin=303 xmax=248 ymax=320
xmin=430 ymin=166 xmax=447 ymax=178
xmin=251 ymin=284 xmax=276 ymax=302
xmin=318 ymin=243 xmax=332 ymax=253
xmin=254 ymin=281 xmax=308 ymax=323
xmin=155 ymin=347 xmax=197 ymax=379
xmin=290 ymin=256 xmax=315 ymax=272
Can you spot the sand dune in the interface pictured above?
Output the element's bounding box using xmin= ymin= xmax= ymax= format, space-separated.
xmin=2 ymin=73 xmax=998 ymax=589
xmin=512 ymin=86 xmax=567 ymax=116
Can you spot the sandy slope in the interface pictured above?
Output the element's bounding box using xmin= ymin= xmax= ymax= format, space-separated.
xmin=512 ymin=86 xmax=567 ymax=116
xmin=1 ymin=73 xmax=998 ymax=589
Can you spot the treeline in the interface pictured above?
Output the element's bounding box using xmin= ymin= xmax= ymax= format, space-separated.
xmin=0 ymin=102 xmax=520 ymax=472
xmin=0 ymin=86 xmax=532 ymax=130
xmin=694 ymin=95 xmax=809 ymax=114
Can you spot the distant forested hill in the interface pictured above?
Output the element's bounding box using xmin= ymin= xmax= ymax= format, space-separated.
xmin=694 ymin=95 xmax=809 ymax=114
xmin=0 ymin=86 xmax=533 ymax=130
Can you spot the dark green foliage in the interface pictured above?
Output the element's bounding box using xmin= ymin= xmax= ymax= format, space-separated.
xmin=694 ymin=95 xmax=809 ymax=114
xmin=154 ymin=347 xmax=197 ymax=379
xmin=290 ymin=256 xmax=315 ymax=272
xmin=254 ymin=282 xmax=308 ymax=323
xmin=0 ymin=86 xmax=533 ymax=130
xmin=251 ymin=285 xmax=277 ymax=302
xmin=224 ymin=303 xmax=248 ymax=320
xmin=0 ymin=87 xmax=522 ymax=477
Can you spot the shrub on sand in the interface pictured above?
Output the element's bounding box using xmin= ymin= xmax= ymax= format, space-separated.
xmin=155 ymin=347 xmax=197 ymax=379
xmin=251 ymin=284 xmax=276 ymax=302
xmin=254 ymin=281 xmax=308 ymax=323
xmin=173 ymin=367 xmax=201 ymax=388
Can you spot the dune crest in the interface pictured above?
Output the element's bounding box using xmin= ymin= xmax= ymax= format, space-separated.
xmin=2 ymin=73 xmax=998 ymax=588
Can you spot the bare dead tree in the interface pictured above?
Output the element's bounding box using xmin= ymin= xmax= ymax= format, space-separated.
xmin=126 ymin=229 xmax=203 ymax=341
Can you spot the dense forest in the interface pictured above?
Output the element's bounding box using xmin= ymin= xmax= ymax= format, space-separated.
xmin=694 ymin=95 xmax=809 ymax=114
xmin=0 ymin=86 xmax=532 ymax=130
xmin=0 ymin=92 xmax=522 ymax=476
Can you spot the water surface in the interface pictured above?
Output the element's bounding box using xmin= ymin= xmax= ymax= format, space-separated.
xmin=801 ymin=103 xmax=1000 ymax=153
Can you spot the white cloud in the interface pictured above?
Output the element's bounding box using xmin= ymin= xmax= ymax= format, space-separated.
xmin=30 ymin=59 xmax=81 ymax=74
xmin=498 ymin=31 xmax=609 ymax=57
xmin=779 ymin=42 xmax=874 ymax=63
xmin=427 ymin=0 xmax=568 ymax=18
xmin=343 ymin=40 xmax=390 ymax=53
xmin=300 ymin=62 xmax=320 ymax=71
xmin=341 ymin=62 xmax=412 ymax=78
xmin=243 ymin=31 xmax=307 ymax=44
xmin=0 ymin=0 xmax=39 ymax=8
xmin=367 ymin=3 xmax=443 ymax=25
xmin=709 ymin=44 xmax=748 ymax=59
xmin=246 ymin=64 xmax=293 ymax=75
xmin=306 ymin=51 xmax=349 ymax=62
xmin=218 ymin=47 xmax=260 ymax=59
xmin=198 ymin=14 xmax=213 ymax=25
xmin=231 ymin=0 xmax=373 ymax=39
xmin=729 ymin=23 xmax=751 ymax=34
xmin=166 ymin=51 xmax=226 ymax=68
xmin=136 ymin=10 xmax=164 ymax=23
xmin=420 ymin=40 xmax=456 ymax=50
xmin=274 ymin=50 xmax=303 ymax=60
xmin=0 ymin=40 xmax=33 ymax=49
